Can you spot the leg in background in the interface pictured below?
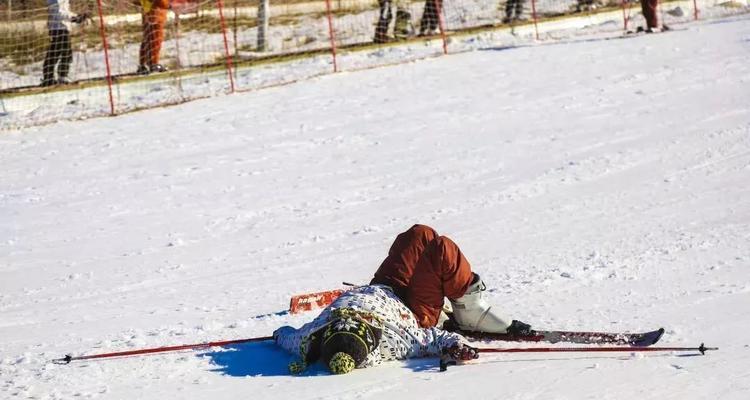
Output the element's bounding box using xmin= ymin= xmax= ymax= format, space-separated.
xmin=57 ymin=29 xmax=73 ymax=83
xmin=640 ymin=0 xmax=659 ymax=29
xmin=148 ymin=8 xmax=168 ymax=67
xmin=375 ymin=0 xmax=394 ymax=43
xmin=139 ymin=13 xmax=153 ymax=72
xmin=42 ymin=29 xmax=66 ymax=85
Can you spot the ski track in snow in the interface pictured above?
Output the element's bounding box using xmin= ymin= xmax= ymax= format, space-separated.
xmin=1 ymin=15 xmax=750 ymax=400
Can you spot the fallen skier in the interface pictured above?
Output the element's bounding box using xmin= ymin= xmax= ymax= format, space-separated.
xmin=274 ymin=224 xmax=532 ymax=374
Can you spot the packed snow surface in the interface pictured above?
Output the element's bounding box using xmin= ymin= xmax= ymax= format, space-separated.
xmin=1 ymin=16 xmax=750 ymax=400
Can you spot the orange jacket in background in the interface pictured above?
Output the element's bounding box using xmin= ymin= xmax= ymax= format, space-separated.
xmin=139 ymin=0 xmax=170 ymax=66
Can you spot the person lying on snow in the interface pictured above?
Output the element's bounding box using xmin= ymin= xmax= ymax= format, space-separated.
xmin=273 ymin=224 xmax=533 ymax=374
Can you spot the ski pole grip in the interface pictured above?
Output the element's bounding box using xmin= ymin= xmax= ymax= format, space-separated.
xmin=439 ymin=348 xmax=457 ymax=372
xmin=439 ymin=356 xmax=457 ymax=372
xmin=51 ymin=354 xmax=73 ymax=365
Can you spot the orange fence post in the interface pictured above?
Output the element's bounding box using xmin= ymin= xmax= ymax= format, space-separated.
xmin=693 ymin=0 xmax=700 ymax=20
xmin=437 ymin=0 xmax=448 ymax=55
xmin=216 ymin=0 xmax=236 ymax=93
xmin=94 ymin=0 xmax=115 ymax=115
xmin=531 ymin=0 xmax=540 ymax=40
xmin=324 ymin=0 xmax=339 ymax=72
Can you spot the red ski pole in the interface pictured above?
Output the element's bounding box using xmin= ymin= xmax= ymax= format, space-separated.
xmin=52 ymin=336 xmax=273 ymax=364
xmin=441 ymin=343 xmax=717 ymax=371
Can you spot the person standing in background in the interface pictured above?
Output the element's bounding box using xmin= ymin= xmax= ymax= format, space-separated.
xmin=503 ymin=0 xmax=526 ymax=24
xmin=575 ymin=0 xmax=596 ymax=12
xmin=639 ymin=0 xmax=669 ymax=32
xmin=138 ymin=0 xmax=170 ymax=75
xmin=43 ymin=0 xmax=88 ymax=86
xmin=419 ymin=0 xmax=442 ymax=37
xmin=374 ymin=0 xmax=413 ymax=43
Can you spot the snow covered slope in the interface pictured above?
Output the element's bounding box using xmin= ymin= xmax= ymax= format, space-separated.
xmin=1 ymin=15 xmax=749 ymax=400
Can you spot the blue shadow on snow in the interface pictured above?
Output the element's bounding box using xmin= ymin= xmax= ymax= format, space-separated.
xmin=201 ymin=342 xmax=444 ymax=377
xmin=201 ymin=341 xmax=329 ymax=377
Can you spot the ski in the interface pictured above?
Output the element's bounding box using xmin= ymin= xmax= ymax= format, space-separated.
xmin=289 ymin=288 xmax=347 ymax=314
xmin=459 ymin=327 xmax=665 ymax=347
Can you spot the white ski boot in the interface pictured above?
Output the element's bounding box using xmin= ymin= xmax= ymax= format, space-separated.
xmin=449 ymin=274 xmax=513 ymax=333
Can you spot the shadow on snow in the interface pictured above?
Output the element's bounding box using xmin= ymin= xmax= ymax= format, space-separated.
xmin=201 ymin=341 xmax=304 ymax=377
xmin=200 ymin=341 xmax=445 ymax=377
